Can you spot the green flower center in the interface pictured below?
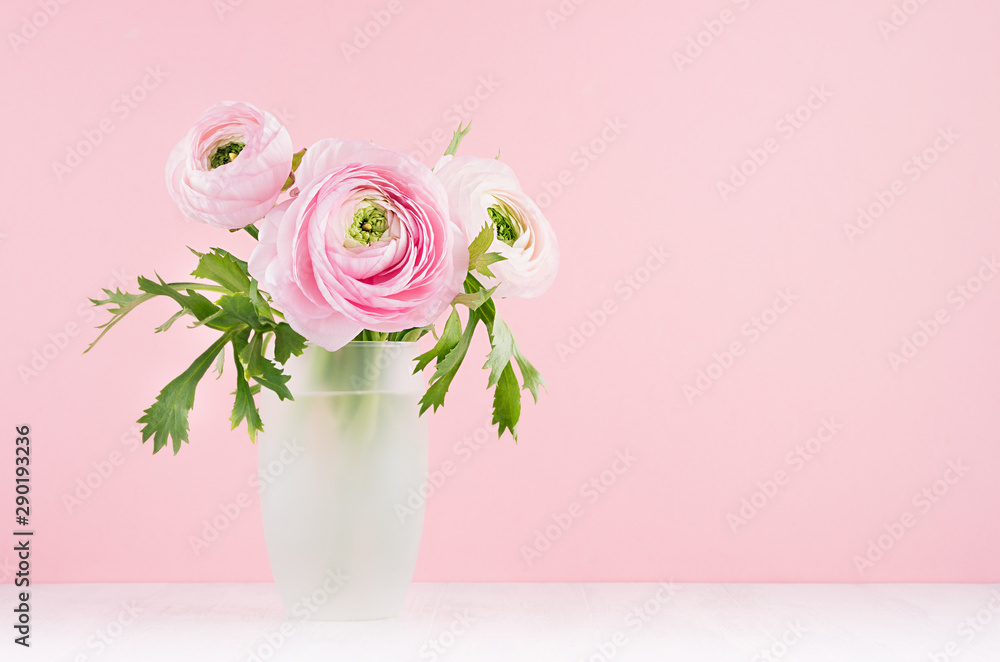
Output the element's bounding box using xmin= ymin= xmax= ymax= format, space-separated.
xmin=487 ymin=203 xmax=520 ymax=246
xmin=209 ymin=141 xmax=245 ymax=169
xmin=348 ymin=203 xmax=389 ymax=245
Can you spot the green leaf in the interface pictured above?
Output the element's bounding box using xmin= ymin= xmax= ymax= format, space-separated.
xmin=468 ymin=223 xmax=494 ymax=263
xmin=451 ymin=283 xmax=498 ymax=311
xmin=273 ymin=322 xmax=307 ymax=364
xmin=414 ymin=308 xmax=462 ymax=374
xmin=190 ymin=247 xmax=251 ymax=293
xmin=90 ymin=287 xmax=144 ymax=313
xmin=418 ymin=313 xmax=478 ymax=415
xmin=465 ymin=273 xmax=496 ymax=335
xmin=492 ymin=362 xmax=521 ymax=441
xmin=467 ymin=223 xmax=507 ymax=279
xmin=399 ymin=325 xmax=434 ymax=342
xmin=229 ymin=340 xmax=264 ymax=442
xmin=138 ymin=330 xmax=235 ymax=454
xmin=214 ymin=346 xmax=226 ymax=379
xmin=217 ymin=293 xmax=270 ymax=331
xmin=238 ymin=332 xmax=266 ymax=377
xmin=85 ymin=288 xmax=153 ymax=353
xmin=514 ymin=347 xmax=546 ymax=404
xmin=484 ymin=316 xmax=515 ymax=388
xmin=472 ymin=252 xmax=505 ymax=279
xmin=155 ymin=308 xmax=190 ymax=333
xmin=443 ymin=122 xmax=471 ymax=157
xmin=138 ymin=276 xmax=220 ymax=325
xmin=253 ymin=359 xmax=294 ymax=401
xmin=248 ymin=279 xmax=274 ymax=320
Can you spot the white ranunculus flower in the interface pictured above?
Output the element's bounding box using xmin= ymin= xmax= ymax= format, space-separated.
xmin=435 ymin=155 xmax=559 ymax=298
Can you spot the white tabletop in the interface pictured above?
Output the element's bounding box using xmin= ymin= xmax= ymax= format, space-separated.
xmin=5 ymin=582 xmax=999 ymax=661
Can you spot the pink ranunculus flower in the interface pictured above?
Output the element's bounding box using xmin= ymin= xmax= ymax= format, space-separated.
xmin=165 ymin=101 xmax=293 ymax=229
xmin=249 ymin=139 xmax=468 ymax=351
xmin=434 ymin=155 xmax=558 ymax=298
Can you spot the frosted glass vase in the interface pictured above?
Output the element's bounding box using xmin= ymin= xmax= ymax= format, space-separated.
xmin=257 ymin=341 xmax=428 ymax=621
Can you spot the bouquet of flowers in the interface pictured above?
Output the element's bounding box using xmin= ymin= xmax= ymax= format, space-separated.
xmin=87 ymin=102 xmax=559 ymax=454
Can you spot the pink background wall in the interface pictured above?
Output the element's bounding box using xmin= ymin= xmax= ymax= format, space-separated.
xmin=3 ymin=0 xmax=999 ymax=583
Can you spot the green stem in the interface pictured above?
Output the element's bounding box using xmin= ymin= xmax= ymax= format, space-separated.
xmin=168 ymin=282 xmax=231 ymax=294
xmin=243 ymin=225 xmax=259 ymax=240
xmin=86 ymin=282 xmax=241 ymax=353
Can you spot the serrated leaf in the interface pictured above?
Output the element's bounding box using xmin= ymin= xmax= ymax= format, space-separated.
xmin=155 ymin=308 xmax=190 ymax=333
xmin=239 ymin=332 xmax=266 ymax=377
xmin=190 ymin=247 xmax=251 ymax=293
xmin=229 ymin=340 xmax=263 ymax=442
xmin=464 ymin=273 xmax=496 ymax=333
xmin=472 ymin=252 xmax=505 ymax=279
xmin=468 ymin=223 xmax=494 ymax=263
xmin=253 ymin=359 xmax=294 ymax=401
xmin=443 ymin=122 xmax=471 ymax=157
xmin=85 ymin=288 xmax=154 ymax=353
xmin=467 ymin=224 xmax=507 ymax=279
xmin=484 ymin=316 xmax=515 ymax=388
xmin=248 ymin=279 xmax=274 ymax=320
xmin=139 ymin=276 xmax=220 ymax=324
xmin=418 ymin=314 xmax=478 ymax=415
xmin=273 ymin=322 xmax=306 ymax=364
xmin=90 ymin=287 xmax=144 ymax=313
xmin=514 ymin=347 xmax=546 ymax=404
xmin=217 ymin=293 xmax=270 ymax=331
xmin=138 ymin=330 xmax=234 ymax=454
xmin=491 ymin=362 xmax=521 ymax=441
xmin=452 ymin=283 xmax=498 ymax=311
xmin=414 ymin=308 xmax=462 ymax=374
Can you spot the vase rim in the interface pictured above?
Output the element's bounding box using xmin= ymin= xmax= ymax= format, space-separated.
xmin=305 ymin=340 xmax=419 ymax=349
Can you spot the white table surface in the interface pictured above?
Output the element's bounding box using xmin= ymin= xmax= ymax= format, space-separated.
xmin=4 ymin=582 xmax=999 ymax=661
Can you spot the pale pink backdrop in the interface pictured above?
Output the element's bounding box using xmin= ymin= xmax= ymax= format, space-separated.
xmin=2 ymin=0 xmax=999 ymax=583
